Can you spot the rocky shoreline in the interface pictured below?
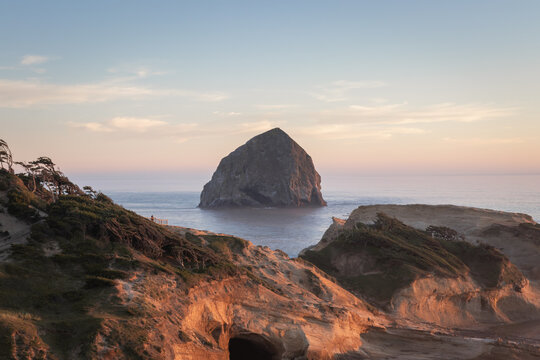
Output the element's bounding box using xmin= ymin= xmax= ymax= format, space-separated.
xmin=1 ymin=168 xmax=539 ymax=359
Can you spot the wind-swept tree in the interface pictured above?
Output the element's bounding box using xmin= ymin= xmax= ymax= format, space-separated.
xmin=0 ymin=139 xmax=14 ymax=173
xmin=30 ymin=157 xmax=59 ymax=198
xmin=57 ymin=172 xmax=82 ymax=196
xmin=83 ymin=185 xmax=97 ymax=199
xmin=28 ymin=156 xmax=82 ymax=200
xmin=0 ymin=140 xmax=84 ymax=202
xmin=15 ymin=161 xmax=38 ymax=192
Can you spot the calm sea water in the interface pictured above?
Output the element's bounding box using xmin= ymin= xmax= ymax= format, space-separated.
xmin=107 ymin=175 xmax=540 ymax=257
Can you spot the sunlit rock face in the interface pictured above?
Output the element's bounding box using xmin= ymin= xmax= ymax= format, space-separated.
xmin=300 ymin=205 xmax=540 ymax=330
xmin=199 ymin=128 xmax=326 ymax=208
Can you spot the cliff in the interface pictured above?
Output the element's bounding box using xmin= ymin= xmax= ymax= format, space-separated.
xmin=326 ymin=204 xmax=540 ymax=281
xmin=1 ymin=168 xmax=540 ymax=359
xmin=0 ymin=169 xmax=379 ymax=359
xmin=300 ymin=205 xmax=540 ymax=331
xmin=199 ymin=128 xmax=326 ymax=208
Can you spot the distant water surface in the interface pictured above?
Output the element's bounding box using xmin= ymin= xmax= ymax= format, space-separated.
xmin=107 ymin=175 xmax=540 ymax=257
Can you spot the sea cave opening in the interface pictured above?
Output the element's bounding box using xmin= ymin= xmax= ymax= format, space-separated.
xmin=228 ymin=335 xmax=277 ymax=360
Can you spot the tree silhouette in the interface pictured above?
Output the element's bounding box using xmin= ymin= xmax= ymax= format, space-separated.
xmin=0 ymin=139 xmax=13 ymax=173
xmin=25 ymin=157 xmax=82 ymax=200
xmin=15 ymin=161 xmax=38 ymax=192
xmin=1 ymin=140 xmax=82 ymax=202
xmin=83 ymin=185 xmax=98 ymax=199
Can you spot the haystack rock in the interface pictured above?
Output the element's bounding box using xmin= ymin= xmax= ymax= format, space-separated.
xmin=199 ymin=128 xmax=326 ymax=208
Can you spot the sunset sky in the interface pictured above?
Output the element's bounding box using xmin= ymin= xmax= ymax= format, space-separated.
xmin=1 ymin=1 xmax=539 ymax=190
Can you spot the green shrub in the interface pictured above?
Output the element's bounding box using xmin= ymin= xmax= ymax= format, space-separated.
xmin=204 ymin=234 xmax=248 ymax=256
xmin=0 ymin=177 xmax=8 ymax=191
xmin=302 ymin=213 xmax=526 ymax=306
xmin=301 ymin=213 xmax=469 ymax=305
xmin=10 ymin=244 xmax=43 ymax=260
xmin=7 ymin=190 xmax=39 ymax=222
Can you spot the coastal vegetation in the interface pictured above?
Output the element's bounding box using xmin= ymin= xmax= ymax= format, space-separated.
xmin=300 ymin=213 xmax=525 ymax=306
xmin=0 ymin=138 xmax=538 ymax=359
xmin=0 ymin=139 xmax=246 ymax=357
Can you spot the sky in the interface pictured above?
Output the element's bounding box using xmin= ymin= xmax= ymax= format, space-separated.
xmin=1 ymin=1 xmax=539 ymax=190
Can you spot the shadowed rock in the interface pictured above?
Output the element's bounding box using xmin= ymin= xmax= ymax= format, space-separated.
xmin=199 ymin=128 xmax=326 ymax=208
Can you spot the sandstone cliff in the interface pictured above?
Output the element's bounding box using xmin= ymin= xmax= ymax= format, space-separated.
xmin=301 ymin=205 xmax=540 ymax=332
xmin=329 ymin=204 xmax=540 ymax=281
xmin=0 ymin=169 xmax=380 ymax=359
xmin=2 ymin=168 xmax=540 ymax=359
xmin=199 ymin=128 xmax=326 ymax=208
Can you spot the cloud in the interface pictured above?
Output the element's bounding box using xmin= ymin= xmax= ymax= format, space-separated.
xmin=310 ymin=80 xmax=387 ymax=102
xmin=347 ymin=102 xmax=409 ymax=117
xmin=391 ymin=127 xmax=428 ymax=134
xmin=69 ymin=117 xmax=168 ymax=133
xmin=298 ymin=123 xmax=426 ymax=140
xmin=21 ymin=55 xmax=50 ymax=65
xmin=368 ymin=98 xmax=389 ymax=104
xmin=299 ymin=102 xmax=514 ymax=140
xmin=316 ymin=102 xmax=514 ymax=125
xmin=70 ymin=117 xmax=204 ymax=143
xmin=213 ymin=111 xmax=242 ymax=116
xmin=170 ymin=121 xmax=280 ymax=142
xmin=0 ymin=78 xmax=227 ymax=108
xmin=69 ymin=116 xmax=282 ymax=144
xmin=108 ymin=117 xmax=168 ymax=132
xmin=237 ymin=121 xmax=281 ymax=133
xmin=70 ymin=122 xmax=115 ymax=133
xmin=254 ymin=104 xmax=299 ymax=110
xmin=107 ymin=66 xmax=167 ymax=79
xmin=443 ymin=137 xmax=524 ymax=145
xmin=333 ymin=80 xmax=387 ymax=89
xmin=289 ymin=101 xmax=511 ymax=140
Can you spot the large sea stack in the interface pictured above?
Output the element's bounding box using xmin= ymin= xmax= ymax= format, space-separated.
xmin=199 ymin=128 xmax=326 ymax=208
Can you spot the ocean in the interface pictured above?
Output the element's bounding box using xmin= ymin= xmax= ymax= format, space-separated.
xmin=104 ymin=174 xmax=540 ymax=257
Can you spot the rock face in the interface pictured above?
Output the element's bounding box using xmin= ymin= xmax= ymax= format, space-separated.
xmin=3 ymin=166 xmax=540 ymax=359
xmin=156 ymin=228 xmax=380 ymax=360
xmin=331 ymin=204 xmax=540 ymax=280
xmin=199 ymin=128 xmax=326 ymax=208
xmin=0 ymin=170 xmax=377 ymax=360
xmin=300 ymin=205 xmax=540 ymax=331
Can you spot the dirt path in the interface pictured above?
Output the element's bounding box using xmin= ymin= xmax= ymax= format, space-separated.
xmin=0 ymin=195 xmax=33 ymax=260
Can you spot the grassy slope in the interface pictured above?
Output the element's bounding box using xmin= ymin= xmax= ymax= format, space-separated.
xmin=0 ymin=170 xmax=242 ymax=359
xmin=300 ymin=213 xmax=525 ymax=306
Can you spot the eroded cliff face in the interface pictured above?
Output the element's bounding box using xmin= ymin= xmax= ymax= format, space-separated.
xmin=300 ymin=207 xmax=540 ymax=332
xmin=339 ymin=204 xmax=540 ymax=281
xmin=67 ymin=233 xmax=385 ymax=360
xmin=199 ymin=128 xmax=326 ymax=208
xmin=391 ymin=276 xmax=540 ymax=329
xmin=0 ymin=170 xmax=381 ymax=360
xmin=2 ymin=167 xmax=540 ymax=359
xmin=102 ymin=271 xmax=375 ymax=360
xmin=144 ymin=228 xmax=382 ymax=360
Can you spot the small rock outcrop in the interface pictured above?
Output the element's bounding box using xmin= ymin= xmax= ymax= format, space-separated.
xmin=199 ymin=128 xmax=326 ymax=208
